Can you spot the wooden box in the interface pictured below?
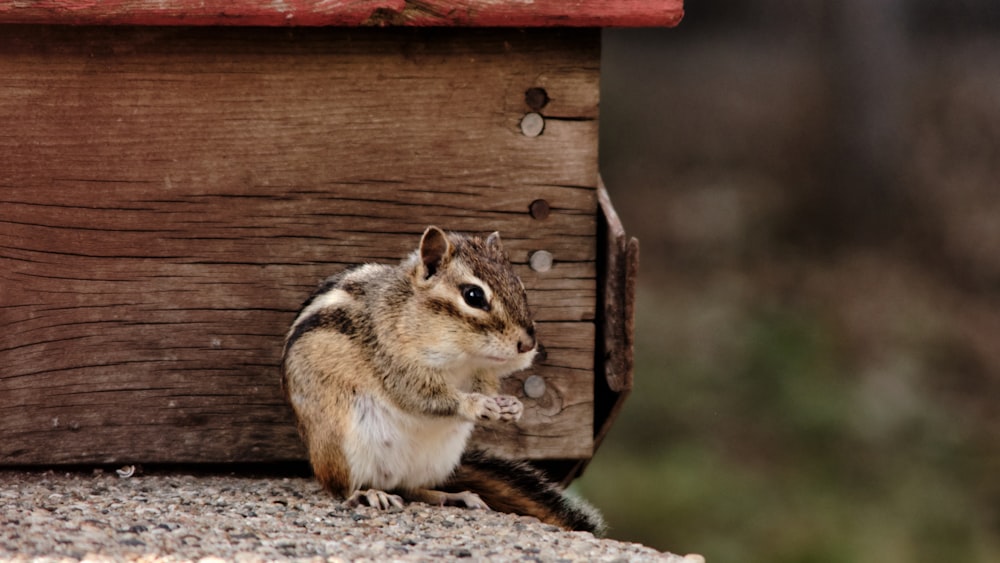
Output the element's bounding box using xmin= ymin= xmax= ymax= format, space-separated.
xmin=0 ymin=1 xmax=682 ymax=483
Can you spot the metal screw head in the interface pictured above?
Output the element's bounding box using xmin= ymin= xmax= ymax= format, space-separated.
xmin=529 ymin=250 xmax=553 ymax=272
xmin=520 ymin=112 xmax=544 ymax=137
xmin=523 ymin=375 xmax=547 ymax=399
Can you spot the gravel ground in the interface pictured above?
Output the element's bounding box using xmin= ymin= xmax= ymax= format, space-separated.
xmin=0 ymin=469 xmax=700 ymax=562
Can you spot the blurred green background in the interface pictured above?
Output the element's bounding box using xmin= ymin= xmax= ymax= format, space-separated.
xmin=577 ymin=2 xmax=1000 ymax=562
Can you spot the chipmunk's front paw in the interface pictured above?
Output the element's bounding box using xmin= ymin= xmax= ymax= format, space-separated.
xmin=470 ymin=393 xmax=500 ymax=421
xmin=463 ymin=393 xmax=523 ymax=422
xmin=492 ymin=395 xmax=523 ymax=422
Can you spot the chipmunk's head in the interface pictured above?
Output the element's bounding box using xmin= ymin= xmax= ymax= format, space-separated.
xmin=407 ymin=225 xmax=537 ymax=375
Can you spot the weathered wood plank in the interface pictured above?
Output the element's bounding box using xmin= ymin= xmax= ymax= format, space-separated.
xmin=0 ymin=0 xmax=685 ymax=28
xmin=0 ymin=320 xmax=592 ymax=464
xmin=0 ymin=27 xmax=599 ymax=465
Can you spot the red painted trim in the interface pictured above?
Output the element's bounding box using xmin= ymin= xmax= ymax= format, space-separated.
xmin=0 ymin=0 xmax=683 ymax=28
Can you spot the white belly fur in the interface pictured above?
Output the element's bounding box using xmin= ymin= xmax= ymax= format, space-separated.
xmin=344 ymin=393 xmax=473 ymax=492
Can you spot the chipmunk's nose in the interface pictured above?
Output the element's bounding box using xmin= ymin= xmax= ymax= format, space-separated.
xmin=517 ymin=325 xmax=536 ymax=354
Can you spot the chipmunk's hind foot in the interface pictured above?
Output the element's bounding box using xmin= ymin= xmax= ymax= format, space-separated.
xmin=346 ymin=489 xmax=404 ymax=510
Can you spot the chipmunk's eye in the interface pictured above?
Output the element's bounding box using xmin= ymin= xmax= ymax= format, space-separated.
xmin=460 ymin=284 xmax=490 ymax=311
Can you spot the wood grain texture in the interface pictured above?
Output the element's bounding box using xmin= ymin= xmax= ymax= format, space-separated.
xmin=0 ymin=27 xmax=598 ymax=465
xmin=0 ymin=0 xmax=685 ymax=28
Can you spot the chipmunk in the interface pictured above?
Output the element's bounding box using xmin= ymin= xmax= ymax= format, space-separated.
xmin=280 ymin=226 xmax=604 ymax=535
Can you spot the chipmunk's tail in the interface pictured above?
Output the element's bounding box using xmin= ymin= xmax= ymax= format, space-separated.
xmin=443 ymin=450 xmax=607 ymax=536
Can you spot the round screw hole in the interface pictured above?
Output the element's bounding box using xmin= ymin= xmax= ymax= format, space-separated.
xmin=525 ymin=87 xmax=550 ymax=111
xmin=529 ymin=199 xmax=551 ymax=220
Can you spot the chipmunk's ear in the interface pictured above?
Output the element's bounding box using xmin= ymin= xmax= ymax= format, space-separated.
xmin=419 ymin=226 xmax=452 ymax=279
xmin=485 ymin=231 xmax=502 ymax=249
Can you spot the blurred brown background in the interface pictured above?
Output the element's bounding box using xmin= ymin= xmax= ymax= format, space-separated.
xmin=578 ymin=2 xmax=1000 ymax=561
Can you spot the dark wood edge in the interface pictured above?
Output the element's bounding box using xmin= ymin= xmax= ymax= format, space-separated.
xmin=553 ymin=177 xmax=638 ymax=486
xmin=593 ymin=177 xmax=639 ymax=459
xmin=596 ymin=178 xmax=637 ymax=395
